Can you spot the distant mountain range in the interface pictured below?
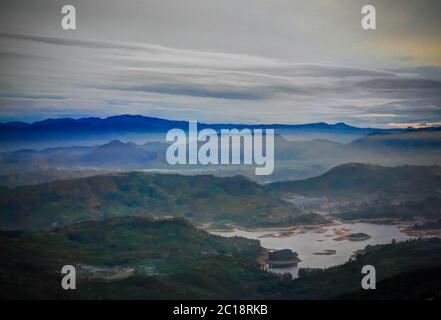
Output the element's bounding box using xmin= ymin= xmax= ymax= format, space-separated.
xmin=0 ymin=139 xmax=168 ymax=175
xmin=1 ymin=114 xmax=409 ymax=150
xmin=351 ymin=127 xmax=441 ymax=149
xmin=0 ymin=114 xmax=395 ymax=134
xmin=1 ymin=126 xmax=440 ymax=185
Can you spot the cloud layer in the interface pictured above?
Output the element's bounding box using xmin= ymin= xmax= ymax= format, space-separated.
xmin=0 ymin=0 xmax=440 ymax=127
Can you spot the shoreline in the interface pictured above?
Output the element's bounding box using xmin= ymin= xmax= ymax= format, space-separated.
xmin=205 ymin=218 xmax=441 ymax=241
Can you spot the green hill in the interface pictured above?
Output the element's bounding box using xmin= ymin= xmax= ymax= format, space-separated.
xmin=0 ymin=217 xmax=277 ymax=299
xmin=338 ymin=267 xmax=441 ymax=300
xmin=338 ymin=196 xmax=441 ymax=221
xmin=266 ymin=163 xmax=441 ymax=200
xmin=0 ymin=172 xmax=311 ymax=231
xmin=2 ymin=218 xmax=441 ymax=299
xmin=271 ymin=238 xmax=441 ymax=299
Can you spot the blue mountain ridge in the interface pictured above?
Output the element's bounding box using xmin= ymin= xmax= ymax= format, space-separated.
xmin=0 ymin=114 xmax=403 ymax=135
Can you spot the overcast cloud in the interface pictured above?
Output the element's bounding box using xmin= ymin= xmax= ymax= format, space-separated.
xmin=0 ymin=0 xmax=440 ymax=127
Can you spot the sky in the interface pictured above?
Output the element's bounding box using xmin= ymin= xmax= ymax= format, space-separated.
xmin=0 ymin=0 xmax=440 ymax=127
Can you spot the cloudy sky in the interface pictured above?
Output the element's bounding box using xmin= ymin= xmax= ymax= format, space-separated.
xmin=0 ymin=0 xmax=440 ymax=127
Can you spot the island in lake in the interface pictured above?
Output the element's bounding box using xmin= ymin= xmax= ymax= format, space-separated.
xmin=347 ymin=233 xmax=372 ymax=241
xmin=313 ymin=249 xmax=337 ymax=256
xmin=333 ymin=232 xmax=372 ymax=241
xmin=266 ymin=249 xmax=301 ymax=268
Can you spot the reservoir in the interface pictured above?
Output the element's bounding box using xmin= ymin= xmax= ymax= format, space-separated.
xmin=211 ymin=221 xmax=414 ymax=278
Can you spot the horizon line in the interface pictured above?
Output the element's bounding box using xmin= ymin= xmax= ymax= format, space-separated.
xmin=1 ymin=113 xmax=434 ymax=130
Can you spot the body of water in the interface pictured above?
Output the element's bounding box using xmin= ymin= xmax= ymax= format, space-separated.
xmin=211 ymin=222 xmax=414 ymax=277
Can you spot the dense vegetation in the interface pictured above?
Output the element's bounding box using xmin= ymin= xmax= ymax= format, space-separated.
xmin=266 ymin=163 xmax=441 ymax=200
xmin=1 ymin=217 xmax=441 ymax=299
xmin=0 ymin=172 xmax=311 ymax=230
xmin=412 ymin=219 xmax=441 ymax=230
xmin=338 ymin=197 xmax=441 ymax=221
xmin=268 ymin=249 xmax=298 ymax=261
xmin=338 ymin=267 xmax=441 ymax=300
xmin=271 ymin=238 xmax=441 ymax=299
xmin=1 ymin=162 xmax=441 ymax=299
xmin=0 ymin=217 xmax=275 ymax=299
xmin=3 ymin=163 xmax=441 ymax=229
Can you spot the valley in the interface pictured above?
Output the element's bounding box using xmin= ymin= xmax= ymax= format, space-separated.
xmin=1 ymin=116 xmax=441 ymax=300
xmin=1 ymin=0 xmax=441 ymax=302
xmin=1 ymin=216 xmax=441 ymax=299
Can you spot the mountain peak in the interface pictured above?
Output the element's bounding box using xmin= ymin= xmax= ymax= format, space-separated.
xmin=101 ymin=139 xmax=127 ymax=147
xmin=333 ymin=122 xmax=353 ymax=128
xmin=33 ymin=118 xmax=76 ymax=126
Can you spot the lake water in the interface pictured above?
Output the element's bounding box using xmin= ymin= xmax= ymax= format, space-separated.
xmin=211 ymin=222 xmax=414 ymax=278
